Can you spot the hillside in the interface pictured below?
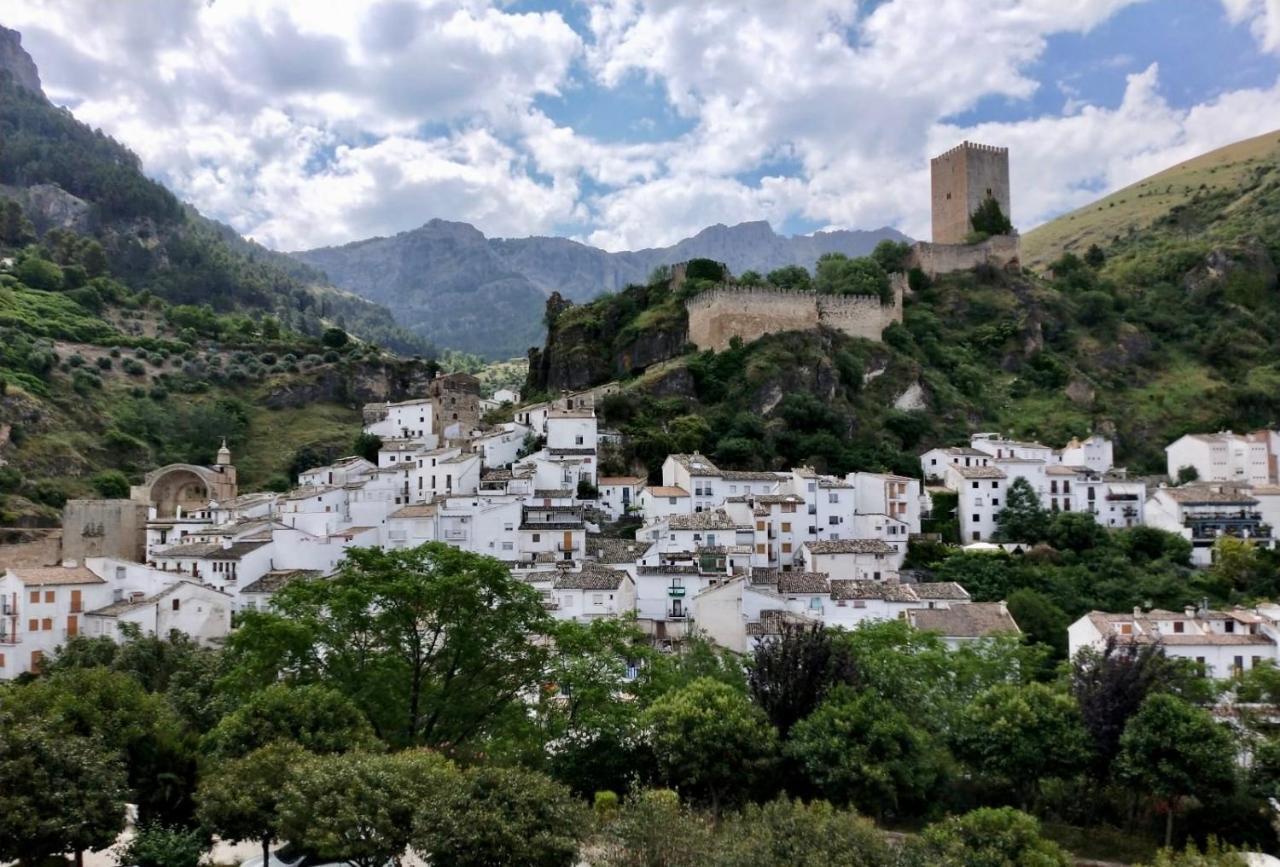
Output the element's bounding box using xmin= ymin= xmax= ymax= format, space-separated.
xmin=0 ymin=28 xmax=439 ymax=529
xmin=1022 ymin=128 xmax=1280 ymax=268
xmin=292 ymin=218 xmax=909 ymax=358
xmin=529 ymin=134 xmax=1280 ymax=482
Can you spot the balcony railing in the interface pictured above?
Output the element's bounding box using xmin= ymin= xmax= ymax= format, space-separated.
xmin=668 ymin=584 xmax=686 ymax=597
xmin=556 ymin=542 xmax=575 ymax=552
xmin=668 ymin=609 xmax=688 ymax=620
xmin=0 ymin=631 xmax=18 ymax=645
xmin=0 ymin=604 xmax=16 ymax=617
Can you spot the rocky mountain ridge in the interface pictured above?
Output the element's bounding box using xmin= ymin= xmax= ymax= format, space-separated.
xmin=0 ymin=25 xmax=42 ymax=97
xmin=292 ymin=219 xmax=910 ymax=359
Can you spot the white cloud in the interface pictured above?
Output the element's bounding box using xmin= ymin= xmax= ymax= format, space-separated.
xmin=2 ymin=0 xmax=1278 ymax=251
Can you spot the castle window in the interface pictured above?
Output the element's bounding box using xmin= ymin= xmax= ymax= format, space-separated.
xmin=946 ymin=193 xmax=952 ymax=200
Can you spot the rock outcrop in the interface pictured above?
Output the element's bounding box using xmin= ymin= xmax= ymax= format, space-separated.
xmin=0 ymin=25 xmax=43 ymax=97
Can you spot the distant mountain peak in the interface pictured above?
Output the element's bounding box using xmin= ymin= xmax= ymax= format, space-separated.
xmin=0 ymin=25 xmax=44 ymax=98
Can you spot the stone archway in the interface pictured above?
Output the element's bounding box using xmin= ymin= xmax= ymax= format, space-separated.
xmin=143 ymin=467 xmax=211 ymax=518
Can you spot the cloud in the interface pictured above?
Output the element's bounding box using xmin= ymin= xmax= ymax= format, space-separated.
xmin=2 ymin=0 xmax=1278 ymax=251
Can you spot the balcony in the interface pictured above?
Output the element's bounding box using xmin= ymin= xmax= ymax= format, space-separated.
xmin=445 ymin=530 xmax=468 ymax=540
xmin=0 ymin=631 xmax=18 ymax=645
xmin=667 ymin=609 xmax=688 ymax=620
xmin=668 ymin=583 xmax=687 ymax=597
xmin=556 ymin=542 xmax=576 ymax=552
xmin=0 ymin=603 xmax=16 ymax=617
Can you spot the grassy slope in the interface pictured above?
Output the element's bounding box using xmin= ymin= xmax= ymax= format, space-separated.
xmin=1022 ymin=128 xmax=1280 ymax=267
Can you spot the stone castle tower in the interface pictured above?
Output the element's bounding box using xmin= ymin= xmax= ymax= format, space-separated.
xmin=930 ymin=141 xmax=1010 ymax=244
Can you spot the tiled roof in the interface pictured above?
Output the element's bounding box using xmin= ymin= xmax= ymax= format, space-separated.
xmin=548 ymin=447 xmax=596 ymax=456
xmin=152 ymin=540 xmax=270 ymax=561
xmin=754 ymin=494 xmax=805 ymax=504
xmin=1084 ymin=611 xmax=1274 ymax=646
xmin=951 ymin=465 xmax=1006 ymax=480
xmin=776 ymin=572 xmax=830 ymax=594
xmin=587 ymin=537 xmax=646 ymax=563
xmin=750 ymin=567 xmax=781 ymax=585
xmin=1046 ymin=465 xmax=1084 ymax=476
xmin=646 ymin=486 xmax=689 ymax=497
xmin=928 ymin=446 xmax=989 ymax=457
xmin=805 ymin=539 xmax=897 ymax=555
xmin=911 ymin=581 xmax=971 ymax=600
xmin=86 ymin=580 xmax=232 ymax=616
xmin=7 ymin=565 xmax=104 ymax=586
xmin=554 ymin=564 xmax=629 ymax=590
xmin=720 ymin=470 xmax=779 ymax=482
xmin=746 ymin=609 xmax=818 ymax=636
xmin=534 ymin=489 xmax=574 ymax=498
xmin=1159 ymin=485 xmax=1258 ymax=505
xmin=669 ymin=453 xmax=722 ymax=476
xmin=240 ymin=569 xmax=322 ymax=594
xmin=391 ymin=504 xmax=437 ymax=518
xmin=829 ymin=579 xmax=919 ymax=602
xmin=668 ymin=510 xmax=742 ymax=531
xmin=599 ymin=476 xmax=645 ymax=486
xmin=482 ymin=469 xmax=514 ymax=481
xmin=909 ymin=603 xmax=1020 ymax=638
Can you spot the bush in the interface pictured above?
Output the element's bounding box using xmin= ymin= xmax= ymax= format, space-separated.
xmin=90 ymin=470 xmax=130 ymax=499
xmin=115 ymin=822 xmax=207 ymax=867
xmin=321 ymin=327 xmax=349 ymax=348
xmin=904 ymin=807 xmax=1070 ymax=867
xmin=96 ymin=356 xmax=112 ymax=371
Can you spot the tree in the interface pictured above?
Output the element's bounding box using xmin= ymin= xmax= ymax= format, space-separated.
xmin=259 ymin=316 xmax=281 ymax=340
xmin=197 ymin=741 xmax=306 ymax=867
xmin=871 ymin=239 xmax=912 ymax=274
xmin=280 ymin=749 xmax=456 ymax=867
xmin=226 ymin=543 xmax=551 ymax=747
xmin=203 ymin=683 xmax=378 ymax=758
xmin=684 ymin=259 xmax=725 ymax=282
xmin=766 ymin=264 xmax=810 ymax=290
xmin=904 ymin=807 xmax=1070 ymax=867
xmin=412 ymin=765 xmax=586 ymax=867
xmin=738 ymin=270 xmax=764 ymax=286
xmin=1084 ymin=243 xmax=1107 ymax=268
xmin=995 ymin=477 xmax=1050 ymax=543
xmin=80 ymin=240 xmax=108 ymax=277
xmin=1046 ymin=510 xmax=1108 ymax=552
xmin=953 ymin=683 xmax=1090 ymax=807
xmin=16 ymin=255 xmax=64 ymax=291
xmin=321 ymin=326 xmax=349 ymax=348
xmin=969 ymin=195 xmax=1013 ymax=236
xmin=1117 ymin=694 xmax=1237 ymax=847
xmin=1176 ymin=465 xmax=1199 ymax=484
xmin=716 ymin=797 xmax=895 ymax=867
xmin=594 ymin=788 xmax=718 ymax=867
xmin=747 ymin=623 xmax=856 ymax=737
xmin=0 ymin=198 xmax=35 ymax=245
xmin=813 ymin=253 xmax=891 ymax=302
xmin=0 ymin=718 xmax=129 ymax=867
xmin=643 ymin=677 xmax=778 ymax=812
xmin=115 ymin=823 xmax=207 ymax=867
xmin=786 ymin=689 xmax=947 ymax=818
xmin=1070 ymin=638 xmax=1186 ymax=778
xmin=91 ymin=469 xmax=130 ymax=498
xmin=1006 ymin=588 xmax=1069 ymax=660
xmin=1138 ymin=840 xmax=1245 ymax=866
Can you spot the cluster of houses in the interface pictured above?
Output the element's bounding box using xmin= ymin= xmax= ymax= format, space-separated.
xmin=4 ymin=365 xmax=1280 ymax=680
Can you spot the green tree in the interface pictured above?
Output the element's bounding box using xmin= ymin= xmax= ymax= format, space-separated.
xmin=747 ymin=623 xmax=857 ymax=737
xmin=91 ymin=469 xmax=130 ymax=498
xmin=352 ymin=431 xmax=382 ymax=463
xmin=226 ymin=543 xmax=551 ymax=747
xmin=995 ymin=477 xmax=1050 ymax=543
xmin=115 ymin=823 xmax=207 ymax=867
xmin=280 ymin=749 xmax=456 ymax=867
xmin=0 ymin=717 xmax=129 ymax=867
xmin=1138 ymin=840 xmax=1244 ymax=866
xmin=1046 ymin=510 xmax=1109 ymax=552
xmin=203 ymin=683 xmax=378 ymax=758
xmin=904 ymin=807 xmax=1070 ymax=867
xmin=684 ymin=259 xmax=726 ymax=282
xmin=259 ymin=316 xmax=281 ymax=340
xmin=716 ymin=797 xmax=895 ymax=867
xmin=871 ymin=239 xmax=912 ymax=273
xmin=738 ymin=270 xmax=764 ymax=286
xmin=412 ymin=765 xmax=586 ymax=867
xmin=80 ymin=240 xmax=108 ymax=277
xmin=786 ymin=688 xmax=947 ymax=818
xmin=16 ymin=255 xmax=65 ymax=291
xmin=321 ymin=326 xmax=349 ymax=348
xmin=970 ymin=195 xmax=1013 ymax=236
xmin=197 ymin=741 xmax=306 ymax=867
xmin=813 ymin=253 xmax=891 ymax=302
xmin=1116 ymin=693 xmax=1237 ymax=847
xmin=594 ymin=788 xmax=718 ymax=867
xmin=1084 ymin=243 xmax=1106 ymax=268
xmin=1176 ymin=465 xmax=1199 ymax=484
xmin=953 ymin=683 xmax=1090 ymax=807
xmin=643 ymin=677 xmax=778 ymax=812
xmin=766 ymin=264 xmax=810 ymax=290
xmin=0 ymin=198 xmax=35 ymax=245
xmin=1005 ymin=588 xmax=1069 ymax=660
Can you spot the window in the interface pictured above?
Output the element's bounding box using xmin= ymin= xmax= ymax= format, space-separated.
xmin=532 ymin=533 xmax=541 ymax=543
xmin=669 ymin=497 xmax=677 ymax=505
xmin=1235 ymin=655 xmax=1244 ymax=674
xmin=972 ymin=514 xmax=980 ymax=523
xmin=991 ymin=499 xmax=1000 ymax=507
xmin=853 ymin=599 xmax=867 ymax=608
xmin=504 ymin=523 xmax=513 ymax=532
xmin=1173 ymin=621 xmax=1184 ymax=633
xmin=1119 ymin=623 xmax=1133 ymax=635
xmin=991 ymin=481 xmax=998 ymax=489
xmin=971 ymin=481 xmax=979 ymax=489
xmin=781 ymin=522 xmax=791 ymax=533
xmin=972 ymin=531 xmax=980 ymax=541
xmin=756 ymin=544 xmax=766 ymax=554
xmin=1050 ymin=481 xmax=1058 ymax=494
xmin=828 ymin=516 xmax=839 ymax=525
xmin=502 ymin=542 xmax=513 ymax=551
xmin=930 ymin=458 xmax=937 ymax=466
xmin=41 ymin=618 xmax=52 ymax=631
xmin=28 ymin=618 xmax=38 ymax=632
xmin=828 ymin=493 xmax=838 ymax=503
xmin=756 ymin=520 xmax=765 ymax=531
xmin=172 ymin=599 xmax=181 ymax=611
xmin=592 ymin=594 xmax=604 ymax=604
xmin=781 ymin=543 xmax=792 ymax=554
xmin=29 ymin=591 xmax=38 ymax=604
xmin=1225 ymin=621 xmax=1235 ymax=633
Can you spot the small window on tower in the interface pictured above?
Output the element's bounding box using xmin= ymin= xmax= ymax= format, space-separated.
xmin=946 ymin=193 xmax=952 ymax=200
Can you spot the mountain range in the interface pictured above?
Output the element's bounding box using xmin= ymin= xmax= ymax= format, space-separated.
xmin=291 ymin=220 xmax=910 ymax=359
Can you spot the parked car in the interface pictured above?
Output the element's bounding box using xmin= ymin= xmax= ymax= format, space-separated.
xmin=240 ymin=843 xmax=355 ymax=867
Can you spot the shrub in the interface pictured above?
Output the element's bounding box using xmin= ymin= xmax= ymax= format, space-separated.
xmin=90 ymin=470 xmax=131 ymax=499
xmin=122 ymin=359 xmax=146 ymax=376
xmin=96 ymin=356 xmax=112 ymax=371
xmin=115 ymin=822 xmax=207 ymax=867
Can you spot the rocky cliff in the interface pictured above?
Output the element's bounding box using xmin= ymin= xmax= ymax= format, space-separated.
xmin=292 ymin=219 xmax=910 ymax=359
xmin=0 ymin=25 xmax=43 ymax=97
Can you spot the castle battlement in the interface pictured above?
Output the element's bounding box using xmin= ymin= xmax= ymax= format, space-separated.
xmin=932 ymin=141 xmax=1008 ymax=162
xmin=685 ymin=274 xmax=905 ymax=352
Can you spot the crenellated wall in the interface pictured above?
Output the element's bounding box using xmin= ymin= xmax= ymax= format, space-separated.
xmin=685 ymin=274 xmax=905 ymax=352
xmin=907 ymin=234 xmax=1021 ymax=278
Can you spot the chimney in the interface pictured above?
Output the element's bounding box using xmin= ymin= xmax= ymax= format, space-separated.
xmin=1133 ymin=606 xmax=1143 ymax=617
xmin=1184 ymin=605 xmax=1196 ymax=619
xmin=998 ymin=600 xmax=1008 ymax=616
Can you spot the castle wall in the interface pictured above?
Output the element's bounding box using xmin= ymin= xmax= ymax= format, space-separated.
xmin=930 ymin=142 xmax=1010 ymax=244
xmin=908 ymin=234 xmax=1021 ymax=278
xmin=60 ymin=499 xmax=147 ymax=564
xmin=685 ymin=275 xmax=904 ymax=353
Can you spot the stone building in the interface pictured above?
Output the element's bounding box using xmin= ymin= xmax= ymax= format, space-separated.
xmin=930 ymin=141 xmax=1011 ymax=244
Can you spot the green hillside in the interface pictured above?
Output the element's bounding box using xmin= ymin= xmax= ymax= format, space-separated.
xmin=529 ymin=135 xmax=1280 ymax=482
xmin=1022 ymin=128 xmax=1280 ymax=268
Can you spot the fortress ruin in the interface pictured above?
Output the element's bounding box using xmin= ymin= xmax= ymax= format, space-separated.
xmin=686 ymin=273 xmax=906 ymax=353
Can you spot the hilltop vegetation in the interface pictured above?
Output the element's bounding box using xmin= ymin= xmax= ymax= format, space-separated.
xmin=530 ymin=140 xmax=1280 ymax=483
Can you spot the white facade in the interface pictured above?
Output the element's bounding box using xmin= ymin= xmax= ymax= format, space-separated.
xmin=598 ymin=476 xmax=644 ymax=521
xmin=1166 ymin=431 xmax=1280 ymax=485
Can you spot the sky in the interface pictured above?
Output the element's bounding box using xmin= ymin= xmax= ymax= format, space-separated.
xmin=5 ymin=0 xmax=1280 ymax=252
